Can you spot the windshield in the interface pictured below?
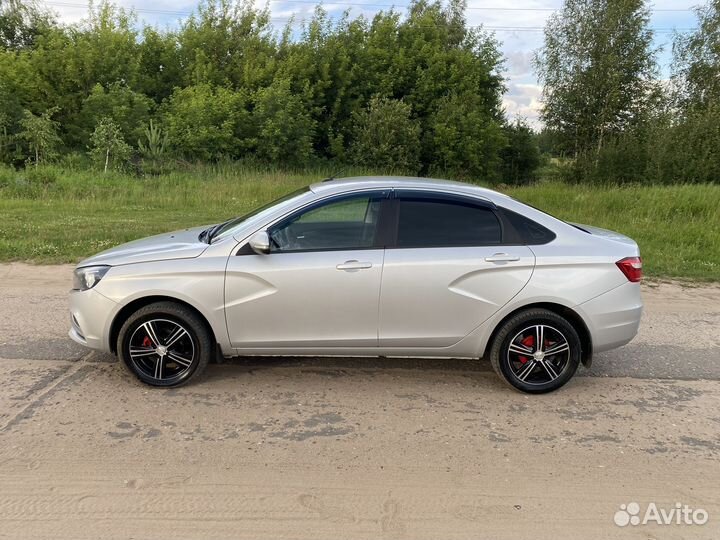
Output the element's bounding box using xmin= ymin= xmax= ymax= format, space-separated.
xmin=210 ymin=186 xmax=311 ymax=243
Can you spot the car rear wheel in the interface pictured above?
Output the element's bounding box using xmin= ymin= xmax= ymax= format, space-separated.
xmin=117 ymin=302 xmax=212 ymax=387
xmin=489 ymin=308 xmax=581 ymax=394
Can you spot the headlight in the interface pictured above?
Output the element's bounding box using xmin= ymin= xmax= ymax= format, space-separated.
xmin=72 ymin=265 xmax=110 ymax=291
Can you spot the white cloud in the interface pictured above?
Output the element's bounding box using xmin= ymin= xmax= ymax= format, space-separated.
xmin=502 ymin=83 xmax=543 ymax=128
xmin=504 ymin=50 xmax=535 ymax=78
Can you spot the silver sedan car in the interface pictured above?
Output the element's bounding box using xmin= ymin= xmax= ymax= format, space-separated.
xmin=69 ymin=176 xmax=643 ymax=393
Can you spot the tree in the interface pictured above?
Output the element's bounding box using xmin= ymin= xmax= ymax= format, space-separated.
xmin=0 ymin=0 xmax=542 ymax=178
xmin=501 ymin=120 xmax=541 ymax=184
xmin=161 ymin=84 xmax=251 ymax=161
xmin=177 ymin=0 xmax=275 ymax=89
xmin=428 ymin=93 xmax=506 ymax=181
xmin=395 ymin=0 xmax=505 ymax=121
xmin=252 ymin=78 xmax=315 ymax=166
xmin=19 ymin=107 xmax=61 ymax=166
xmin=0 ymin=0 xmax=52 ymax=50
xmin=673 ymin=0 xmax=720 ymax=111
xmin=136 ymin=27 xmax=183 ymax=104
xmin=350 ymin=96 xmax=421 ymax=173
xmin=71 ymin=1 xmax=141 ymax=92
xmin=89 ymin=117 xmax=131 ymax=173
xmin=73 ymin=82 xmax=153 ymax=147
xmin=275 ymin=8 xmax=369 ymax=159
xmin=0 ymin=80 xmax=23 ymax=163
xmin=657 ymin=1 xmax=720 ymax=184
xmin=534 ymin=0 xmax=658 ymax=161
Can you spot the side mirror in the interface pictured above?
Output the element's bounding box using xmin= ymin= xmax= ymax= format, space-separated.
xmin=248 ymin=231 xmax=270 ymax=255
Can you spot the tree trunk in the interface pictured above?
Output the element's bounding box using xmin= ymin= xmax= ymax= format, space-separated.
xmin=35 ymin=146 xmax=39 ymax=167
xmin=595 ymin=127 xmax=605 ymax=167
xmin=104 ymin=148 xmax=109 ymax=174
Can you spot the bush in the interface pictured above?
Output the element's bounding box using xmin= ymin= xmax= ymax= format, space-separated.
xmin=427 ymin=93 xmax=507 ymax=182
xmin=562 ymin=105 xmax=720 ymax=185
xmin=3 ymin=165 xmax=61 ymax=197
xmin=162 ymin=84 xmax=252 ymax=161
xmin=572 ymin=131 xmax=650 ymax=184
xmin=73 ymin=83 xmax=153 ymax=146
xmin=58 ymin=151 xmax=91 ymax=171
xmin=647 ymin=105 xmax=720 ymax=184
xmin=89 ymin=118 xmax=133 ymax=173
xmin=0 ymin=164 xmax=15 ymax=188
xmin=24 ymin=166 xmax=59 ymax=186
xmin=252 ymin=79 xmax=315 ymax=166
xmin=501 ymin=120 xmax=541 ymax=184
xmin=349 ymin=96 xmax=421 ymax=174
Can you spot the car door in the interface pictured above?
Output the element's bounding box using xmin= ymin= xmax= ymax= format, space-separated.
xmin=225 ymin=190 xmax=390 ymax=351
xmin=379 ymin=190 xmax=535 ymax=348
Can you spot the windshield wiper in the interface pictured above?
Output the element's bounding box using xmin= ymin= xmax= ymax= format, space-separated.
xmin=206 ymin=219 xmax=232 ymax=244
xmin=198 ymin=227 xmax=212 ymax=244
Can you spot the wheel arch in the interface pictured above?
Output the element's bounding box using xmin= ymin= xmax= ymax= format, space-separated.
xmin=484 ymin=302 xmax=593 ymax=367
xmin=109 ymin=295 xmax=218 ymax=355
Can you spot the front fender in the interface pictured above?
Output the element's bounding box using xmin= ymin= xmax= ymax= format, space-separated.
xmin=95 ymin=256 xmax=233 ymax=354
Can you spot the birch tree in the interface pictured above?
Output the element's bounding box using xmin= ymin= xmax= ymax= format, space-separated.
xmin=89 ymin=117 xmax=131 ymax=173
xmin=534 ymin=0 xmax=657 ymax=159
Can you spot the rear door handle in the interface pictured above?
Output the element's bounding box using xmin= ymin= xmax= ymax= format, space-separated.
xmin=484 ymin=253 xmax=521 ymax=263
xmin=336 ymin=260 xmax=373 ymax=271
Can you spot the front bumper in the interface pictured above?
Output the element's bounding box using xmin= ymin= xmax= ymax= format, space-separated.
xmin=68 ymin=288 xmax=117 ymax=352
xmin=577 ymin=281 xmax=643 ymax=354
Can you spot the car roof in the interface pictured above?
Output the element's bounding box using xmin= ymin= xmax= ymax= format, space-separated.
xmin=309 ymin=176 xmax=510 ymax=203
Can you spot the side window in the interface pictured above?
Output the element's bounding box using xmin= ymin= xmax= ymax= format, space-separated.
xmin=501 ymin=208 xmax=556 ymax=245
xmin=396 ymin=194 xmax=502 ymax=248
xmin=269 ymin=193 xmax=383 ymax=252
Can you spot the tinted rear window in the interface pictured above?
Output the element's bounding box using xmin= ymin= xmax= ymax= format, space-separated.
xmin=397 ymin=196 xmax=502 ymax=248
xmin=501 ymin=209 xmax=556 ymax=245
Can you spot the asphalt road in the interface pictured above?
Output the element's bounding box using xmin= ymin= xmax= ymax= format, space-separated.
xmin=1 ymin=263 xmax=719 ymax=539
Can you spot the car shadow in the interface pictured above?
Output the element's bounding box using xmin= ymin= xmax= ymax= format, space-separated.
xmin=89 ymin=350 xmax=491 ymax=373
xmin=196 ymin=355 xmax=499 ymax=388
xmin=217 ymin=355 xmax=492 ymax=373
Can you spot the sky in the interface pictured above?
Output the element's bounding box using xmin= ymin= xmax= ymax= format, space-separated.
xmin=44 ymin=0 xmax=703 ymax=127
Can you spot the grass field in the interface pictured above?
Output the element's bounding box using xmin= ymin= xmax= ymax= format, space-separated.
xmin=0 ymin=164 xmax=718 ymax=280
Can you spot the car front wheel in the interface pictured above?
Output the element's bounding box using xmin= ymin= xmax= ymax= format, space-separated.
xmin=117 ymin=301 xmax=212 ymax=387
xmin=489 ymin=308 xmax=581 ymax=394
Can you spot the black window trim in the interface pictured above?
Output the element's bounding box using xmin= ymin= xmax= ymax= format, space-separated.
xmin=235 ymin=187 xmax=556 ymax=256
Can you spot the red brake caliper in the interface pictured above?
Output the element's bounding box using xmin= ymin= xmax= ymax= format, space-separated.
xmin=518 ymin=335 xmax=534 ymax=364
xmin=142 ymin=336 xmax=152 ymax=348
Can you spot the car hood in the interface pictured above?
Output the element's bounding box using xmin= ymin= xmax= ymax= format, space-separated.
xmin=77 ymin=226 xmax=210 ymax=267
xmin=570 ymin=222 xmax=638 ymax=247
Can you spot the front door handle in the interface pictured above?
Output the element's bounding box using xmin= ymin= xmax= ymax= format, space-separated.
xmin=484 ymin=253 xmax=521 ymax=263
xmin=336 ymin=260 xmax=373 ymax=271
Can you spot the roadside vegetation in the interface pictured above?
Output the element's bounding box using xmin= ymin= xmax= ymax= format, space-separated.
xmin=535 ymin=0 xmax=720 ymax=185
xmin=0 ymin=0 xmax=719 ymax=280
xmin=0 ymin=0 xmax=537 ymax=182
xmin=1 ymin=0 xmax=720 ymax=185
xmin=1 ymin=164 xmax=717 ymax=281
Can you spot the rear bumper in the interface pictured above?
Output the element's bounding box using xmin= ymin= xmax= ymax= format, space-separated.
xmin=68 ymin=288 xmax=117 ymax=352
xmin=577 ymin=282 xmax=643 ymax=354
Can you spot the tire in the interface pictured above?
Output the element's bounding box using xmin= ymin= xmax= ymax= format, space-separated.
xmin=117 ymin=301 xmax=213 ymax=387
xmin=489 ymin=308 xmax=581 ymax=394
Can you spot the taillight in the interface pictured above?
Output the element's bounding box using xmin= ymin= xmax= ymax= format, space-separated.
xmin=616 ymin=257 xmax=643 ymax=282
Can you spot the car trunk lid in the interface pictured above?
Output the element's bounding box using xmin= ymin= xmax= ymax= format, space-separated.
xmin=569 ymin=222 xmax=639 ymax=249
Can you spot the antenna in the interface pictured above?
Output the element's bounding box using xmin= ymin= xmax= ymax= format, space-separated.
xmin=322 ymin=166 xmax=348 ymax=182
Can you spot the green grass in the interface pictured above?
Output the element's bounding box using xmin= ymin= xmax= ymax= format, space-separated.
xmin=0 ymin=164 xmax=718 ymax=280
xmin=508 ymin=182 xmax=719 ymax=281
